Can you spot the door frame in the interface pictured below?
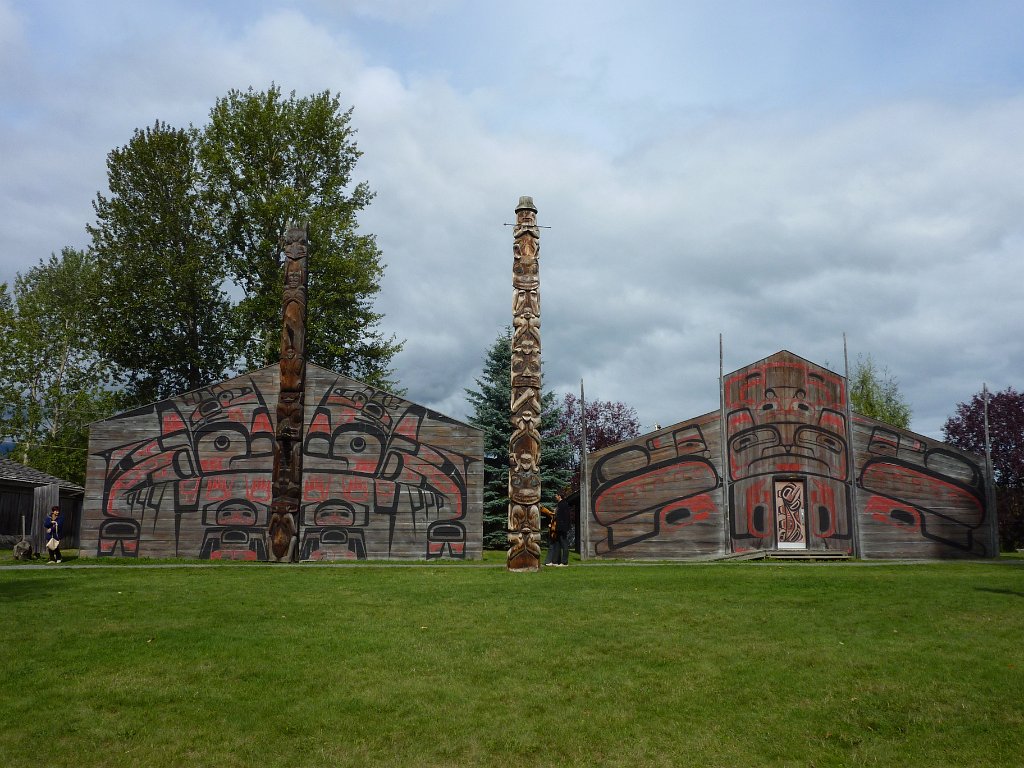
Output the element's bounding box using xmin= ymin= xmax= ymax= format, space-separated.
xmin=773 ymin=477 xmax=808 ymax=550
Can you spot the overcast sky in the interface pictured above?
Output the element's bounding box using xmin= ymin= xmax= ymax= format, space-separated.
xmin=2 ymin=0 xmax=1022 ymax=438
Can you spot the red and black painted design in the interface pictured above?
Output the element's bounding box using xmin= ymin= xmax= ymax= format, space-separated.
xmin=94 ymin=377 xmax=274 ymax=558
xmin=856 ymin=421 xmax=989 ymax=557
xmin=302 ymin=378 xmax=478 ymax=560
xmin=581 ymin=349 xmax=995 ymax=560
xmin=86 ymin=368 xmax=481 ymax=560
xmin=724 ymin=352 xmax=852 ymax=552
xmin=589 ymin=418 xmax=722 ymax=555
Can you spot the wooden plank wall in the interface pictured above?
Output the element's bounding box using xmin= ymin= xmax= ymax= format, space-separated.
xmin=585 ymin=411 xmax=726 ymax=559
xmin=0 ymin=486 xmax=33 ymax=536
xmin=31 ymin=484 xmax=59 ymax=552
xmin=81 ymin=365 xmax=483 ymax=560
xmin=723 ymin=351 xmax=854 ymax=554
xmin=853 ymin=415 xmax=993 ymax=559
xmin=82 ymin=368 xmax=278 ymax=559
xmin=301 ymin=365 xmax=483 ymax=561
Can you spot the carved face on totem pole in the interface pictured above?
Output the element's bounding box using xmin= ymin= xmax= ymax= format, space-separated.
xmin=508 ymin=196 xmax=543 ymax=570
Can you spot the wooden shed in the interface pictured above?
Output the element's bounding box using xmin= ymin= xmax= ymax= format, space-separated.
xmin=584 ymin=350 xmax=996 ymax=560
xmin=80 ymin=365 xmax=484 ymax=561
xmin=0 ymin=457 xmax=84 ymax=552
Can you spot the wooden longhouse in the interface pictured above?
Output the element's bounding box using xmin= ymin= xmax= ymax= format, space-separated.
xmin=583 ymin=350 xmax=996 ymax=560
xmin=80 ymin=365 xmax=483 ymax=561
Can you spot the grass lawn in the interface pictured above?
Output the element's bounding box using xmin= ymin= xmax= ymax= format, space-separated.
xmin=1 ymin=558 xmax=1022 ymax=767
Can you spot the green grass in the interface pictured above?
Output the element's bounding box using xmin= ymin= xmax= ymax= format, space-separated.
xmin=2 ymin=548 xmax=512 ymax=566
xmin=2 ymin=560 xmax=1022 ymax=767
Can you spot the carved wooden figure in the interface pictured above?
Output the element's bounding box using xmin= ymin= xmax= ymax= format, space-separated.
xmin=269 ymin=224 xmax=309 ymax=561
xmin=507 ymin=196 xmax=543 ymax=571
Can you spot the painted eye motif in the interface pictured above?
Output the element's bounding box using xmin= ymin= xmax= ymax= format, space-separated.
xmin=214 ymin=435 xmax=232 ymax=451
xmin=198 ymin=399 xmax=221 ymax=417
xmin=350 ymin=436 xmax=367 ymax=453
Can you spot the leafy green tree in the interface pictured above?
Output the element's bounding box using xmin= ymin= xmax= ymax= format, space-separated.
xmin=465 ymin=328 xmax=573 ymax=549
xmin=0 ymin=250 xmax=118 ymax=484
xmin=849 ymin=354 xmax=911 ymax=429
xmin=89 ymin=121 xmax=234 ymax=403
xmin=198 ymin=85 xmax=402 ymax=387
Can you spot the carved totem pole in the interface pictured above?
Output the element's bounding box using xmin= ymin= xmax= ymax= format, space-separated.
xmin=268 ymin=224 xmax=309 ymax=562
xmin=507 ymin=196 xmax=543 ymax=572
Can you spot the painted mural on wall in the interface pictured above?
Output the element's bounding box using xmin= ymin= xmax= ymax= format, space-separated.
xmin=301 ymin=367 xmax=481 ymax=560
xmin=854 ymin=417 xmax=989 ymax=558
xmin=87 ymin=372 xmax=276 ymax=559
xmin=724 ymin=351 xmax=853 ymax=553
xmin=83 ymin=365 xmax=483 ymax=560
xmin=588 ymin=413 xmax=724 ymax=557
xmin=583 ymin=349 xmax=995 ymax=560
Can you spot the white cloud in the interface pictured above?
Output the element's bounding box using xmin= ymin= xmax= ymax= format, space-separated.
xmin=1 ymin=1 xmax=1022 ymax=443
xmin=0 ymin=1 xmax=26 ymax=65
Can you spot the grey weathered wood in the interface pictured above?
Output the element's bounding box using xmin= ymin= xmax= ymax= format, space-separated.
xmin=31 ymin=484 xmax=58 ymax=553
xmin=852 ymin=414 xmax=991 ymax=559
xmin=82 ymin=364 xmax=483 ymax=561
xmin=585 ymin=411 xmax=726 ymax=559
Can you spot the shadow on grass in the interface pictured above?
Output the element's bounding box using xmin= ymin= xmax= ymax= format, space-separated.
xmin=0 ymin=576 xmax=60 ymax=603
xmin=976 ymin=586 xmax=1024 ymax=598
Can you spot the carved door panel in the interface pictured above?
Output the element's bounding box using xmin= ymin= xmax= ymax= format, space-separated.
xmin=774 ymin=479 xmax=807 ymax=549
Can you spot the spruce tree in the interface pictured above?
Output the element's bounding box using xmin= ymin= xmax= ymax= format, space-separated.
xmin=465 ymin=328 xmax=573 ymax=549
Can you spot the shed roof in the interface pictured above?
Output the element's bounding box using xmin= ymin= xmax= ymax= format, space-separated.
xmin=0 ymin=456 xmax=84 ymax=493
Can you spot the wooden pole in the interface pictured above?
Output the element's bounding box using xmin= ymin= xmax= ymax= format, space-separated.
xmin=580 ymin=378 xmax=590 ymax=560
xmin=844 ymin=333 xmax=861 ymax=557
xmin=719 ymin=334 xmax=731 ymax=554
xmin=268 ymin=224 xmax=309 ymax=562
xmin=507 ymin=196 xmax=542 ymax=572
xmin=983 ymin=383 xmax=999 ymax=556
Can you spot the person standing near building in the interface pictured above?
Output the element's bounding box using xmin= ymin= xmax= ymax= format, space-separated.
xmin=544 ymin=492 xmax=572 ymax=567
xmin=44 ymin=506 xmax=62 ymax=564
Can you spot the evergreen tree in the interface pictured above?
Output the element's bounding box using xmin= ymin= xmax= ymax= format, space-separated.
xmin=465 ymin=328 xmax=572 ymax=549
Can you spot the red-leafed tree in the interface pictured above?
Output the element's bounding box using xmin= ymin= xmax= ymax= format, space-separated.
xmin=555 ymin=393 xmax=642 ymax=494
xmin=942 ymin=387 xmax=1024 ymax=550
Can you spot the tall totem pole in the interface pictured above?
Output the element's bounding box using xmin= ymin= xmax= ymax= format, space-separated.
xmin=268 ymin=224 xmax=308 ymax=562
xmin=507 ymin=196 xmax=543 ymax=572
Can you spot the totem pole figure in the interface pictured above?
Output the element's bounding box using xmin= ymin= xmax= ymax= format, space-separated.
xmin=507 ymin=196 xmax=543 ymax=572
xmin=269 ymin=224 xmax=309 ymax=562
